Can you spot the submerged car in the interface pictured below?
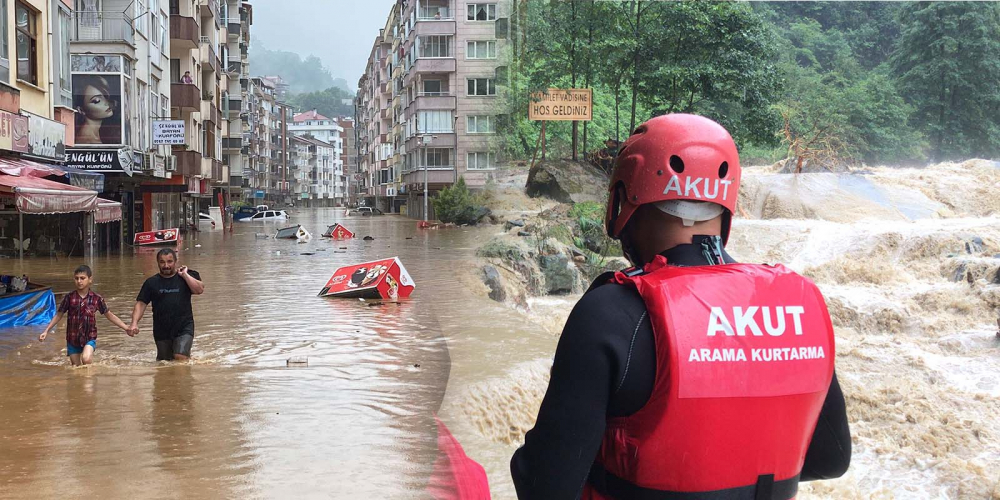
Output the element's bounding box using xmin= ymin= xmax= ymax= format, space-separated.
xmin=347 ymin=207 xmax=384 ymax=216
xmin=238 ymin=210 xmax=289 ymax=222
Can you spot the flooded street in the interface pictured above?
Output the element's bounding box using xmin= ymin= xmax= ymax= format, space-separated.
xmin=3 ymin=162 xmax=1000 ymax=500
xmin=0 ymin=208 xmax=556 ymax=499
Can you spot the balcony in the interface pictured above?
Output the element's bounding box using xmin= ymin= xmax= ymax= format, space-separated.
xmin=228 ymin=98 xmax=241 ymax=115
xmin=413 ymin=93 xmax=457 ymax=110
xmin=200 ymin=40 xmax=220 ymax=74
xmin=71 ymin=12 xmax=135 ymax=46
xmin=416 ymin=5 xmax=453 ymax=21
xmin=405 ymin=133 xmax=456 ymax=149
xmin=171 ymin=83 xmax=200 ymax=111
xmin=226 ymin=59 xmax=242 ymax=75
xmin=405 ymin=58 xmax=456 ymax=86
xmin=170 ymin=13 xmax=199 ymax=49
xmin=174 ymin=149 xmax=201 ymax=176
xmin=200 ymin=0 xmax=220 ymax=23
xmin=212 ymin=160 xmax=225 ymax=183
xmin=227 ymin=18 xmax=240 ymax=36
xmin=223 ymin=137 xmax=241 ymax=150
xmin=403 ymin=167 xmax=455 ymax=186
xmin=414 ymin=19 xmax=456 ymax=36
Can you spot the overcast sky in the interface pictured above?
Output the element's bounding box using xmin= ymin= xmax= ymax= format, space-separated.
xmin=250 ymin=0 xmax=398 ymax=90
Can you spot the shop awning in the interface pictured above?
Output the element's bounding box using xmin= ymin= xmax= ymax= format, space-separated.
xmin=0 ymin=174 xmax=99 ymax=214
xmin=60 ymin=164 xmax=106 ymax=192
xmin=0 ymin=156 xmax=66 ymax=178
xmin=96 ymin=198 xmax=122 ymax=223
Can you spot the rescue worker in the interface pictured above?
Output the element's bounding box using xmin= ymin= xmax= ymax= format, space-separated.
xmin=511 ymin=114 xmax=851 ymax=499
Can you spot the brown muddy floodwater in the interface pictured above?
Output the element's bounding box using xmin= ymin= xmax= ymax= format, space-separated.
xmin=0 ymin=208 xmax=556 ymax=499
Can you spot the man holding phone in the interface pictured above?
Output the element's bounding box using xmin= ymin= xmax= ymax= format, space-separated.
xmin=130 ymin=248 xmax=205 ymax=361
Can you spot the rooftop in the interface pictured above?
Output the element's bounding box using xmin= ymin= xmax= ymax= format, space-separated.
xmin=293 ymin=110 xmax=332 ymax=123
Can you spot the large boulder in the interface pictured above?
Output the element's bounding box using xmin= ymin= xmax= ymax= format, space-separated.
xmin=481 ymin=265 xmax=506 ymax=302
xmin=525 ymin=159 xmax=608 ymax=204
xmin=540 ymin=254 xmax=582 ymax=295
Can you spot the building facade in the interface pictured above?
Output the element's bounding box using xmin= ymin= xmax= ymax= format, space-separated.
xmin=288 ymin=109 xmax=346 ymax=206
xmin=68 ymin=0 xmax=175 ymax=246
xmin=355 ymin=0 xmax=507 ymax=219
xmin=225 ymin=1 xmax=250 ymax=202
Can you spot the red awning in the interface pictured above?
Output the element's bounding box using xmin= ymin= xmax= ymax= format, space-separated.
xmin=96 ymin=198 xmax=122 ymax=223
xmin=0 ymin=156 xmax=66 ymax=178
xmin=0 ymin=174 xmax=98 ymax=214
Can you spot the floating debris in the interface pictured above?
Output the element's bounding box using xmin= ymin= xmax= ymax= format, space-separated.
xmin=286 ymin=356 xmax=308 ymax=367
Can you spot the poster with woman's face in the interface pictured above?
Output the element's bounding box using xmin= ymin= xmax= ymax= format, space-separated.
xmin=72 ymin=74 xmax=123 ymax=145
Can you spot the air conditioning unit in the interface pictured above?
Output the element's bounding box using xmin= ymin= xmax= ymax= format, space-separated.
xmin=165 ymin=157 xmax=177 ymax=171
xmin=144 ymin=153 xmax=156 ymax=171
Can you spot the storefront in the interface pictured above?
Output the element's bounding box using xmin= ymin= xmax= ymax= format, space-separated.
xmin=66 ymin=147 xmax=145 ymax=247
xmin=0 ymin=165 xmax=121 ymax=259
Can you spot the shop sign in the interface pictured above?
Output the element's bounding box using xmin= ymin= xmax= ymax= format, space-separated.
xmin=66 ymin=147 xmax=136 ymax=177
xmin=25 ymin=112 xmax=67 ymax=160
xmin=0 ymin=110 xmax=29 ymax=152
xmin=153 ymin=156 xmax=166 ymax=178
xmin=152 ymin=120 xmax=186 ymax=145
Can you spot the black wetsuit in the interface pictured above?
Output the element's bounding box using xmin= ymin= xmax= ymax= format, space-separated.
xmin=510 ymin=236 xmax=851 ymax=499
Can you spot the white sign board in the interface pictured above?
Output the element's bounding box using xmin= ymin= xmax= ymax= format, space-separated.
xmin=152 ymin=120 xmax=186 ymax=145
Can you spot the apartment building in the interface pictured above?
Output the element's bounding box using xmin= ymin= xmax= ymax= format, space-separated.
xmin=288 ymin=109 xmax=346 ymax=205
xmin=339 ymin=117 xmax=358 ymax=206
xmin=221 ymin=0 xmax=250 ymax=203
xmin=0 ymin=0 xmax=114 ymax=258
xmin=68 ymin=0 xmax=175 ymax=244
xmin=289 ymin=135 xmax=340 ymax=207
xmin=356 ymin=0 xmax=507 ymax=219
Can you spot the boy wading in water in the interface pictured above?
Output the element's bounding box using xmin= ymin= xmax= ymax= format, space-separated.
xmin=38 ymin=265 xmax=134 ymax=366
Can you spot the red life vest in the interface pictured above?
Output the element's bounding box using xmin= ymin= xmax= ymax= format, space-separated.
xmin=583 ymin=256 xmax=835 ymax=500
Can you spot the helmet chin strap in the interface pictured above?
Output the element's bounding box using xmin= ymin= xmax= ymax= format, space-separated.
xmin=620 ymin=230 xmax=643 ymax=268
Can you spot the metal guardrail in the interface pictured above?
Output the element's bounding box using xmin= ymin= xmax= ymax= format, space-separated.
xmin=71 ymin=12 xmax=135 ymax=45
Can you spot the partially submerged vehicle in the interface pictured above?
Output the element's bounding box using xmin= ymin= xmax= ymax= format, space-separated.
xmin=347 ymin=207 xmax=384 ymax=216
xmin=238 ymin=210 xmax=289 ymax=222
xmin=275 ymin=225 xmax=311 ymax=240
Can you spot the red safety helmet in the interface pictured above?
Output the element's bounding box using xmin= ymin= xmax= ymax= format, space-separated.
xmin=605 ymin=114 xmax=741 ymax=243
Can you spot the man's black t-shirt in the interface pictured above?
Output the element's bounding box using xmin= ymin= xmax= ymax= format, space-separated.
xmin=136 ymin=270 xmax=201 ymax=339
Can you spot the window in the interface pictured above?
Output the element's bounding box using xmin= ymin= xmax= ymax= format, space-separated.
xmin=467 ymin=3 xmax=496 ymax=21
xmin=59 ymin=9 xmax=71 ymax=99
xmin=418 ymin=5 xmax=449 ymax=19
xmin=421 ymin=148 xmax=452 ymax=167
xmin=467 ymin=115 xmax=495 ymax=134
xmin=422 ymin=80 xmax=442 ymax=96
xmin=468 ymin=152 xmax=494 ymax=170
xmin=0 ymin=0 xmax=8 ymax=68
xmin=467 ymin=78 xmax=496 ymax=96
xmin=417 ymin=110 xmax=453 ymax=133
xmin=136 ymin=0 xmax=147 ymax=36
xmin=419 ymin=35 xmax=451 ymax=58
xmin=467 ymin=41 xmax=496 ymax=59
xmin=162 ymin=94 xmax=169 ymax=119
xmin=151 ymin=0 xmax=160 ymax=47
xmin=150 ymin=77 xmax=159 ymax=117
xmin=15 ymin=1 xmax=37 ymax=85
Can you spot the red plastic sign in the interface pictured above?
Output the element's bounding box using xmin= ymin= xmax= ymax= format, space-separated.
xmin=323 ymin=223 xmax=355 ymax=239
xmin=134 ymin=228 xmax=178 ymax=246
xmin=318 ymin=257 xmax=415 ymax=299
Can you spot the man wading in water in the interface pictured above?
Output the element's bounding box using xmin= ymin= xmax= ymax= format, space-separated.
xmin=511 ymin=114 xmax=851 ymax=499
xmin=130 ymin=248 xmax=204 ymax=361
